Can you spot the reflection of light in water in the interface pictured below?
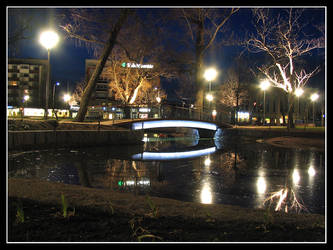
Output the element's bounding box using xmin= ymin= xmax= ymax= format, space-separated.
xmin=123 ymin=178 xmax=150 ymax=186
xmin=292 ymin=169 xmax=300 ymax=185
xmin=201 ymin=183 xmax=213 ymax=204
xmin=204 ymin=157 xmax=211 ymax=167
xmin=126 ymin=180 xmax=135 ymax=186
xmin=308 ymin=166 xmax=316 ymax=177
xmin=132 ymin=147 xmax=216 ymax=161
xmin=257 ymin=177 xmax=267 ymax=194
xmin=264 ymin=187 xmax=308 ymax=213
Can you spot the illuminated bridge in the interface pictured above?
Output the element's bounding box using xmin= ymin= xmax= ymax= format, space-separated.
xmin=116 ymin=118 xmax=232 ymax=138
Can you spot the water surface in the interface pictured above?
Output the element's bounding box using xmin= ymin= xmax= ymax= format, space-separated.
xmin=8 ymin=133 xmax=325 ymax=215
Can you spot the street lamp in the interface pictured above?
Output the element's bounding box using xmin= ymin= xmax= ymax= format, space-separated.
xmin=23 ymin=95 xmax=30 ymax=102
xmin=204 ymin=68 xmax=217 ymax=120
xmin=53 ymin=82 xmax=60 ymax=109
xmin=39 ymin=30 xmax=59 ymax=119
xmin=21 ymin=95 xmax=29 ymax=119
xmin=260 ymin=80 xmax=270 ymax=125
xmin=295 ymin=88 xmax=304 ymax=121
xmin=63 ymin=93 xmax=71 ymax=103
xmin=310 ymin=93 xmax=319 ymax=124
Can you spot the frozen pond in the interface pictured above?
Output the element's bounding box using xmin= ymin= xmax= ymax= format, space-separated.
xmin=8 ymin=133 xmax=325 ymax=215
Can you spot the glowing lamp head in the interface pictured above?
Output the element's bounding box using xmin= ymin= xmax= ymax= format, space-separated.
xmin=206 ymin=93 xmax=214 ymax=102
xmin=204 ymin=68 xmax=217 ymax=81
xmin=23 ymin=95 xmax=30 ymax=101
xmin=260 ymin=80 xmax=270 ymax=91
xmin=63 ymin=94 xmax=71 ymax=102
xmin=310 ymin=93 xmax=319 ymax=102
xmin=39 ymin=31 xmax=59 ymax=50
xmin=156 ymin=96 xmax=161 ymax=103
xmin=295 ymin=88 xmax=304 ymax=97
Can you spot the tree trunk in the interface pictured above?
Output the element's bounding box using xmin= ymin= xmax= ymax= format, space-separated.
xmin=194 ymin=20 xmax=205 ymax=120
xmin=287 ymin=93 xmax=295 ymax=130
xmin=75 ymin=10 xmax=130 ymax=122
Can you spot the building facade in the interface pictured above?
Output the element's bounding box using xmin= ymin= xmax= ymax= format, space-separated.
xmin=8 ymin=58 xmax=48 ymax=108
xmin=85 ymin=59 xmax=112 ymax=106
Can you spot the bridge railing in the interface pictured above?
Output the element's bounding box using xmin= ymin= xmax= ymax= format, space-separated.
xmin=160 ymin=104 xmax=232 ymax=126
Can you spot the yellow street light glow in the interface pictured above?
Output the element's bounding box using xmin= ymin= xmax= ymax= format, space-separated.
xmin=310 ymin=93 xmax=319 ymax=102
xmin=156 ymin=96 xmax=161 ymax=103
xmin=63 ymin=94 xmax=71 ymax=102
xmin=295 ymin=88 xmax=304 ymax=97
xmin=260 ymin=80 xmax=270 ymax=91
xmin=212 ymin=110 xmax=217 ymax=116
xmin=204 ymin=68 xmax=217 ymax=81
xmin=206 ymin=93 xmax=214 ymax=102
xmin=39 ymin=31 xmax=59 ymax=50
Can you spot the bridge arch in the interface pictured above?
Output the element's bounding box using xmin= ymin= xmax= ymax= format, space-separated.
xmin=130 ymin=119 xmax=223 ymax=138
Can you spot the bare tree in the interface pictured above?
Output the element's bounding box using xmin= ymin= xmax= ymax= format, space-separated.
xmin=59 ymin=8 xmax=133 ymax=121
xmin=104 ymin=14 xmax=176 ymax=106
xmin=246 ymin=8 xmax=324 ymax=129
xmin=71 ymin=80 xmax=87 ymax=105
xmin=217 ymin=67 xmax=249 ymax=123
xmin=8 ymin=8 xmax=36 ymax=57
xmin=178 ymin=8 xmax=239 ymax=118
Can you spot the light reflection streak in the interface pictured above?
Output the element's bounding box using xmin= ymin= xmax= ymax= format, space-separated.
xmin=200 ymin=182 xmax=213 ymax=204
xmin=132 ymin=147 xmax=216 ymax=161
xmin=308 ymin=166 xmax=316 ymax=177
xmin=263 ymin=187 xmax=308 ymax=213
xmin=292 ymin=169 xmax=301 ymax=185
xmin=257 ymin=177 xmax=267 ymax=194
xmin=204 ymin=157 xmax=211 ymax=167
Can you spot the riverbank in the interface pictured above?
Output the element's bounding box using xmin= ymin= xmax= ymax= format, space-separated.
xmin=7 ymin=119 xmax=326 ymax=242
xmin=8 ymin=178 xmax=325 ymax=243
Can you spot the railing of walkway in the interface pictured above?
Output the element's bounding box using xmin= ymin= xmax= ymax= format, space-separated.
xmin=160 ymin=104 xmax=232 ymax=126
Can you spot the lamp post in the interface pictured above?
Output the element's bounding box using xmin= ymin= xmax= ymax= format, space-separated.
xmin=22 ymin=95 xmax=29 ymax=119
xmin=53 ymin=82 xmax=60 ymax=109
xmin=204 ymin=68 xmax=217 ymax=120
xmin=260 ymin=80 xmax=270 ymax=125
xmin=39 ymin=30 xmax=59 ymax=119
xmin=63 ymin=93 xmax=71 ymax=118
xmin=295 ymin=88 xmax=304 ymax=122
xmin=310 ymin=93 xmax=319 ymax=125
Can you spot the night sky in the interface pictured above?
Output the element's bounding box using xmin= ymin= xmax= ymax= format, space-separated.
xmin=7 ymin=7 xmax=326 ymax=98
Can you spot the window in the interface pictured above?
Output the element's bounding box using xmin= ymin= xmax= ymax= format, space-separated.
xmin=9 ymin=81 xmax=18 ymax=86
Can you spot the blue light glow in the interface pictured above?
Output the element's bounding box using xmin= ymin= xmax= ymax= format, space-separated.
xmin=132 ymin=147 xmax=216 ymax=161
xmin=132 ymin=120 xmax=217 ymax=131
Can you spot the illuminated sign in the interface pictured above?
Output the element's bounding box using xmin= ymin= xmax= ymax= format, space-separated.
xmin=24 ymin=108 xmax=45 ymax=117
xmin=132 ymin=147 xmax=216 ymax=161
xmin=132 ymin=120 xmax=217 ymax=131
xmin=121 ymin=62 xmax=154 ymax=69
xmin=138 ymin=108 xmax=151 ymax=113
xmin=237 ymin=111 xmax=249 ymax=119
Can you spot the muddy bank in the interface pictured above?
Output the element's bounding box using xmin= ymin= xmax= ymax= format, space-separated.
xmin=264 ymin=136 xmax=325 ymax=152
xmin=8 ymin=178 xmax=325 ymax=242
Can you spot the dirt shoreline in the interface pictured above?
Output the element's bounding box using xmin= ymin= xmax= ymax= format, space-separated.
xmin=8 ymin=178 xmax=325 ymax=242
xmin=264 ymin=136 xmax=325 ymax=152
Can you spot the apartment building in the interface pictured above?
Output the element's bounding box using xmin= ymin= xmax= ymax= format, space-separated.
xmin=8 ymin=58 xmax=48 ymax=108
xmin=85 ymin=59 xmax=111 ymax=106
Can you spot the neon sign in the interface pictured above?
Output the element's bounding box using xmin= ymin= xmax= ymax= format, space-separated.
xmin=121 ymin=62 xmax=154 ymax=69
